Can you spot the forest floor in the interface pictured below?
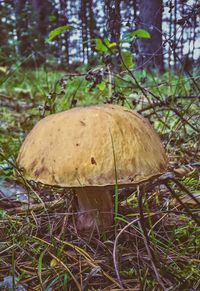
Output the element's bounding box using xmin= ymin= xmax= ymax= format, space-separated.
xmin=0 ymin=67 xmax=199 ymax=290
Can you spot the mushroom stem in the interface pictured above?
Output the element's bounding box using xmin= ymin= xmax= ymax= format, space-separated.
xmin=76 ymin=187 xmax=113 ymax=231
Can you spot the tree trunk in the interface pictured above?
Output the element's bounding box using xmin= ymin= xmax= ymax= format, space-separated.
xmin=0 ymin=3 xmax=8 ymax=65
xmin=105 ymin=0 xmax=121 ymax=43
xmin=59 ymin=0 xmax=70 ymax=65
xmin=14 ymin=0 xmax=30 ymax=57
xmin=88 ymin=0 xmax=97 ymax=54
xmin=32 ymin=0 xmax=50 ymax=65
xmin=105 ymin=0 xmax=121 ymax=72
xmin=80 ymin=0 xmax=89 ymax=63
xmin=137 ymin=0 xmax=164 ymax=72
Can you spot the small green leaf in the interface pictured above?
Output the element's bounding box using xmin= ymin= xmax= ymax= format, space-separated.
xmin=126 ymin=29 xmax=151 ymax=39
xmin=97 ymin=81 xmax=106 ymax=91
xmin=47 ymin=25 xmax=74 ymax=42
xmin=95 ymin=38 xmax=117 ymax=53
xmin=95 ymin=38 xmax=108 ymax=53
xmin=108 ymin=42 xmax=117 ymax=48
xmin=104 ymin=39 xmax=117 ymax=49
xmin=121 ymin=51 xmax=134 ymax=69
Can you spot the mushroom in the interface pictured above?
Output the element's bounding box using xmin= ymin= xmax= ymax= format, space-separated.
xmin=16 ymin=104 xmax=167 ymax=230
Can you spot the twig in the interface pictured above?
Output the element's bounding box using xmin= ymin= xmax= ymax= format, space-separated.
xmin=113 ymin=211 xmax=166 ymax=291
xmin=137 ymin=186 xmax=166 ymax=290
xmin=6 ymin=198 xmax=66 ymax=214
xmin=164 ymin=182 xmax=200 ymax=226
xmin=0 ymin=190 xmax=23 ymax=208
xmin=113 ymin=216 xmax=140 ymax=291
xmin=138 ymin=95 xmax=200 ymax=114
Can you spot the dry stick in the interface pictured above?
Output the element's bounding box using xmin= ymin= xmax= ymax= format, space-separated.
xmin=6 ymin=198 xmax=66 ymax=214
xmin=117 ymin=47 xmax=158 ymax=100
xmin=48 ymin=251 xmax=82 ymax=291
xmin=113 ymin=212 xmax=163 ymax=291
xmin=140 ymin=84 xmax=200 ymax=133
xmin=164 ymin=182 xmax=200 ymax=226
xmin=0 ymin=190 xmax=23 ymax=208
xmin=137 ymin=186 xmax=166 ymax=291
xmin=139 ymin=85 xmax=199 ymax=133
xmin=143 ymin=106 xmax=199 ymax=133
xmin=152 ymin=172 xmax=200 ymax=210
xmin=171 ymin=107 xmax=200 ymax=133
xmin=171 ymin=47 xmax=200 ymax=93
xmin=53 ymin=237 xmax=121 ymax=289
xmin=117 ymin=47 xmax=171 ymax=130
xmin=113 ymin=216 xmax=140 ymax=291
xmin=113 ymin=173 xmax=200 ymax=290
xmin=145 ymin=172 xmax=200 ymax=227
xmin=171 ymin=95 xmax=200 ymax=100
xmin=138 ymin=98 xmax=199 ymax=133
xmin=169 ymin=97 xmax=198 ymax=136
xmin=137 ymin=173 xmax=200 ymax=288
xmin=63 ymin=72 xmax=87 ymax=78
xmin=170 ymin=176 xmax=200 ymax=208
xmin=138 ymin=95 xmax=200 ymax=114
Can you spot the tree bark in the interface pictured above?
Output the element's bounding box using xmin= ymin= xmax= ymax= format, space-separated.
xmin=88 ymin=0 xmax=97 ymax=54
xmin=0 ymin=4 xmax=8 ymax=65
xmin=31 ymin=0 xmax=50 ymax=64
xmin=59 ymin=0 xmax=70 ymax=65
xmin=14 ymin=0 xmax=30 ymax=57
xmin=105 ymin=0 xmax=121 ymax=72
xmin=137 ymin=0 xmax=164 ymax=72
xmin=105 ymin=0 xmax=121 ymax=43
xmin=80 ymin=0 xmax=89 ymax=62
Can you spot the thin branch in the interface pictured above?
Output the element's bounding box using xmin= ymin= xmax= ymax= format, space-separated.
xmin=137 ymin=186 xmax=166 ymax=290
xmin=165 ymin=182 xmax=200 ymax=226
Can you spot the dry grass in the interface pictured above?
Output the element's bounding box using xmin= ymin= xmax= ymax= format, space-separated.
xmin=0 ymin=160 xmax=200 ymax=290
xmin=0 ymin=68 xmax=199 ymax=290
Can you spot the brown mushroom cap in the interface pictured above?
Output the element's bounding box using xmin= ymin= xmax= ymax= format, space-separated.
xmin=17 ymin=104 xmax=167 ymax=187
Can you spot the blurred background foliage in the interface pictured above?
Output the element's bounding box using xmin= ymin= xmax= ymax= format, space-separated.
xmin=0 ymin=0 xmax=199 ymax=71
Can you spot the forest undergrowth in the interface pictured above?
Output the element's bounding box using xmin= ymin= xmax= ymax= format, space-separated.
xmin=0 ymin=66 xmax=199 ymax=290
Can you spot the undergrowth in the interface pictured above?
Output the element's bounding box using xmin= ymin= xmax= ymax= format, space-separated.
xmin=0 ymin=66 xmax=199 ymax=290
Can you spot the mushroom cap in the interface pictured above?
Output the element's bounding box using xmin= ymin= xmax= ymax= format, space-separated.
xmin=17 ymin=105 xmax=167 ymax=187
